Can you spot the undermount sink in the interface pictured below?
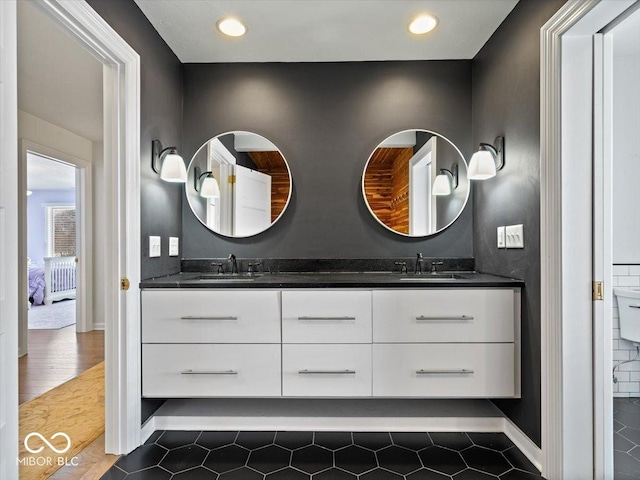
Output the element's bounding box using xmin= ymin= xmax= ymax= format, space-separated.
xmin=399 ymin=274 xmax=466 ymax=280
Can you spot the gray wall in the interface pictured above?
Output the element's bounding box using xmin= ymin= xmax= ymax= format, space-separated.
xmin=86 ymin=0 xmax=183 ymax=280
xmin=182 ymin=61 xmax=473 ymax=258
xmin=472 ymin=0 xmax=565 ymax=447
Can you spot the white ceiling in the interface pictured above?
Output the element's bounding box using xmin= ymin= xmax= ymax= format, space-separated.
xmin=134 ymin=0 xmax=519 ymax=63
xmin=17 ymin=0 xmax=103 ymax=142
xmin=27 ymin=152 xmax=76 ymax=191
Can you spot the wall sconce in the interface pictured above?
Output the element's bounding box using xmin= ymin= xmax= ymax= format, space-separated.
xmin=194 ymin=167 xmax=220 ymax=198
xmin=468 ymin=136 xmax=504 ymax=180
xmin=151 ymin=140 xmax=187 ymax=183
xmin=432 ymin=164 xmax=458 ymax=196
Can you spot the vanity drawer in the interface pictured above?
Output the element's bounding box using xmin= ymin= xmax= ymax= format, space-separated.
xmin=141 ymin=290 xmax=281 ymax=343
xmin=282 ymin=344 xmax=372 ymax=397
xmin=372 ymin=343 xmax=515 ymax=398
xmin=142 ymin=344 xmax=281 ymax=397
xmin=372 ymin=289 xmax=515 ymax=343
xmin=282 ymin=291 xmax=372 ymax=343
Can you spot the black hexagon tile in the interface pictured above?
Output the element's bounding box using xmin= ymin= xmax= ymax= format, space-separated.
xmin=377 ymin=445 xmax=422 ymax=474
xmin=429 ymin=432 xmax=473 ymax=451
xmin=453 ymin=469 xmax=495 ymax=479
xmin=314 ymin=431 xmax=352 ymax=450
xmin=460 ymin=446 xmax=511 ymax=476
xmin=312 ymin=468 xmax=357 ymax=479
xmin=124 ymin=466 xmax=173 ymax=480
xmin=204 ymin=445 xmax=250 ymax=473
xmin=353 ymin=432 xmax=393 ymax=450
xmin=114 ymin=443 xmax=168 ymax=473
xmin=467 ymin=433 xmax=513 ymax=452
xmin=406 ymin=468 xmax=451 ymax=480
xmin=266 ymin=467 xmax=310 ymax=479
xmin=160 ymin=444 xmax=209 ymax=473
xmin=359 ymin=468 xmax=404 ymax=479
xmin=156 ymin=431 xmax=201 ymax=449
xmin=197 ymin=431 xmax=238 ymax=450
xmin=502 ymin=446 xmax=539 ymax=474
xmin=172 ymin=467 xmax=220 ymax=479
xmin=334 ymin=445 xmax=377 ymax=474
xmin=236 ymin=431 xmax=276 ymax=449
xmin=291 ymin=445 xmax=333 ymax=474
xmin=391 ymin=432 xmax=433 ymax=451
xmin=418 ymin=446 xmax=466 ymax=476
xmin=275 ymin=431 xmax=314 ymax=450
xmin=218 ymin=467 xmax=263 ymax=479
xmin=247 ymin=444 xmax=292 ymax=474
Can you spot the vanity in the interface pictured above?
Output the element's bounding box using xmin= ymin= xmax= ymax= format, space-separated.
xmin=140 ymin=270 xmax=522 ymax=401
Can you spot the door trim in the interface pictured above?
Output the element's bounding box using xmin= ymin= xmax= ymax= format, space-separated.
xmin=32 ymin=0 xmax=141 ymax=454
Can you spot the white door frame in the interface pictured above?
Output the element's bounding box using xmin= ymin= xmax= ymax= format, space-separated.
xmin=541 ymin=0 xmax=635 ymax=478
xmin=19 ymin=141 xmax=93 ymax=353
xmin=408 ymin=137 xmax=436 ymax=235
xmin=0 ymin=0 xmax=20 ymax=476
xmin=15 ymin=0 xmax=141 ymax=455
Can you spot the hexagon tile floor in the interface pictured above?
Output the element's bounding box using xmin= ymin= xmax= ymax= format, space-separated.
xmin=614 ymin=397 xmax=640 ymax=479
xmin=100 ymin=431 xmax=544 ymax=480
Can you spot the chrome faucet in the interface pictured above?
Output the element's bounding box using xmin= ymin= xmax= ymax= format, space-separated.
xmin=394 ymin=261 xmax=408 ymax=274
xmin=430 ymin=261 xmax=444 ymax=274
xmin=247 ymin=261 xmax=262 ymax=274
xmin=228 ymin=254 xmax=238 ymax=274
xmin=210 ymin=262 xmax=224 ymax=274
xmin=415 ymin=253 xmax=424 ymax=274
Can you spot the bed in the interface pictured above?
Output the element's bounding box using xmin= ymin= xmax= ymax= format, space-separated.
xmin=28 ymin=256 xmax=77 ymax=306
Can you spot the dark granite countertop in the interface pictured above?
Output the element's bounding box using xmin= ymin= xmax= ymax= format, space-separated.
xmin=140 ymin=271 xmax=523 ymax=289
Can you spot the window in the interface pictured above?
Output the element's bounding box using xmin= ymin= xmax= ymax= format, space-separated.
xmin=45 ymin=205 xmax=76 ymax=257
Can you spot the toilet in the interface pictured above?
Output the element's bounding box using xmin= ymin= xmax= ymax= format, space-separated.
xmin=613 ymin=287 xmax=640 ymax=345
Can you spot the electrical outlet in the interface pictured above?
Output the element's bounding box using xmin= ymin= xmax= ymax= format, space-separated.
xmin=149 ymin=236 xmax=161 ymax=258
xmin=497 ymin=226 xmax=506 ymax=248
xmin=169 ymin=237 xmax=179 ymax=257
xmin=505 ymin=224 xmax=524 ymax=248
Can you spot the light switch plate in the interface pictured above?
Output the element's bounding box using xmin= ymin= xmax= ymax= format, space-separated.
xmin=169 ymin=237 xmax=179 ymax=257
xmin=505 ymin=224 xmax=524 ymax=248
xmin=497 ymin=226 xmax=506 ymax=248
xmin=149 ymin=236 xmax=161 ymax=258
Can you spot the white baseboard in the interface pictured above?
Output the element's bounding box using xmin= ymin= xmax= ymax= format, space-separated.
xmin=501 ymin=417 xmax=542 ymax=472
xmin=140 ymin=416 xmax=157 ymax=444
xmin=93 ymin=322 xmax=105 ymax=330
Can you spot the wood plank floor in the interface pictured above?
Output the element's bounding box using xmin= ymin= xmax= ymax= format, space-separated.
xmin=19 ymin=326 xmax=104 ymax=404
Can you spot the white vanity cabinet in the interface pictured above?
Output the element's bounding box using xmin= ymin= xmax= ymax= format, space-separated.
xmin=141 ymin=289 xmax=282 ymax=397
xmin=372 ymin=289 xmax=520 ymax=398
xmin=141 ymin=286 xmax=520 ymax=399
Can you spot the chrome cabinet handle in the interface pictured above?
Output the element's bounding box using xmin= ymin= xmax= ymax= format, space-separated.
xmin=629 ymin=305 xmax=640 ymax=309
xmin=181 ymin=369 xmax=238 ymax=375
xmin=416 ymin=369 xmax=474 ymax=375
xmin=298 ymin=369 xmax=356 ymax=375
xmin=415 ymin=315 xmax=473 ymax=321
xmin=297 ymin=316 xmax=356 ymax=321
xmin=181 ymin=316 xmax=238 ymax=320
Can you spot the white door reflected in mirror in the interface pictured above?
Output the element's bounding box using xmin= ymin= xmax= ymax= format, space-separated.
xmin=186 ymin=131 xmax=292 ymax=238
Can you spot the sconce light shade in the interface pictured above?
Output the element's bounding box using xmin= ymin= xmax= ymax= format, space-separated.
xmin=200 ymin=174 xmax=221 ymax=198
xmin=468 ymin=136 xmax=504 ymax=180
xmin=26 ymin=190 xmax=33 ymax=196
xmin=432 ymin=164 xmax=458 ymax=196
xmin=194 ymin=167 xmax=221 ymax=198
xmin=152 ymin=140 xmax=187 ymax=183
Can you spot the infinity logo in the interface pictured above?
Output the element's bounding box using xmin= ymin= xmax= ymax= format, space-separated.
xmin=24 ymin=432 xmax=71 ymax=454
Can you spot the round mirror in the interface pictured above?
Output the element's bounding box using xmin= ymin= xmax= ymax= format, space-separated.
xmin=186 ymin=131 xmax=292 ymax=238
xmin=362 ymin=129 xmax=469 ymax=237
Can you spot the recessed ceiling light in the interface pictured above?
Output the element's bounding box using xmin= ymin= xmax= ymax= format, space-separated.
xmin=217 ymin=17 xmax=247 ymax=37
xmin=409 ymin=14 xmax=439 ymax=35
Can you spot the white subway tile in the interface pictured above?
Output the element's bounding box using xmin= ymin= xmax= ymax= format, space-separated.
xmin=613 ymin=317 xmax=620 ymax=329
xmin=613 ymin=328 xmax=621 ymax=340
xmin=614 ymin=382 xmax=619 ymax=392
xmin=619 ymin=339 xmax=637 ymax=351
xmin=614 ymin=350 xmax=631 ymax=361
xmin=619 ymin=382 xmax=640 ymax=393
xmin=614 ymin=392 xmax=630 ymax=398
xmin=630 ymin=372 xmax=640 ymax=382
xmin=618 ymin=276 xmax=640 ymax=287
xmin=613 ymin=277 xmax=620 ymax=287
xmin=629 ymin=266 xmax=640 ymax=276
xmin=614 ymin=266 xmax=630 ymax=276
xmin=616 ymin=371 xmax=631 ymax=382
xmin=620 ymin=361 xmax=640 ymax=372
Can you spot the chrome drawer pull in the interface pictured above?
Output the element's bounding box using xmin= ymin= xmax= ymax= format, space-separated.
xmin=181 ymin=369 xmax=238 ymax=375
xmin=629 ymin=305 xmax=640 ymax=309
xmin=298 ymin=369 xmax=356 ymax=375
xmin=297 ymin=316 xmax=356 ymax=321
xmin=180 ymin=316 xmax=238 ymax=321
xmin=416 ymin=369 xmax=474 ymax=375
xmin=415 ymin=315 xmax=473 ymax=321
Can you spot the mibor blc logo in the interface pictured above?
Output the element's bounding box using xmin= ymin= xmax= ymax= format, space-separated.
xmin=24 ymin=432 xmax=71 ymax=454
xmin=19 ymin=432 xmax=79 ymax=467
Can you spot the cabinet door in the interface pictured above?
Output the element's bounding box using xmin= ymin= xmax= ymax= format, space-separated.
xmin=373 ymin=343 xmax=515 ymax=398
xmin=373 ymin=289 xmax=514 ymax=343
xmin=282 ymin=291 xmax=372 ymax=343
xmin=142 ymin=290 xmax=281 ymax=343
xmin=142 ymin=344 xmax=281 ymax=397
xmin=282 ymin=344 xmax=372 ymax=397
